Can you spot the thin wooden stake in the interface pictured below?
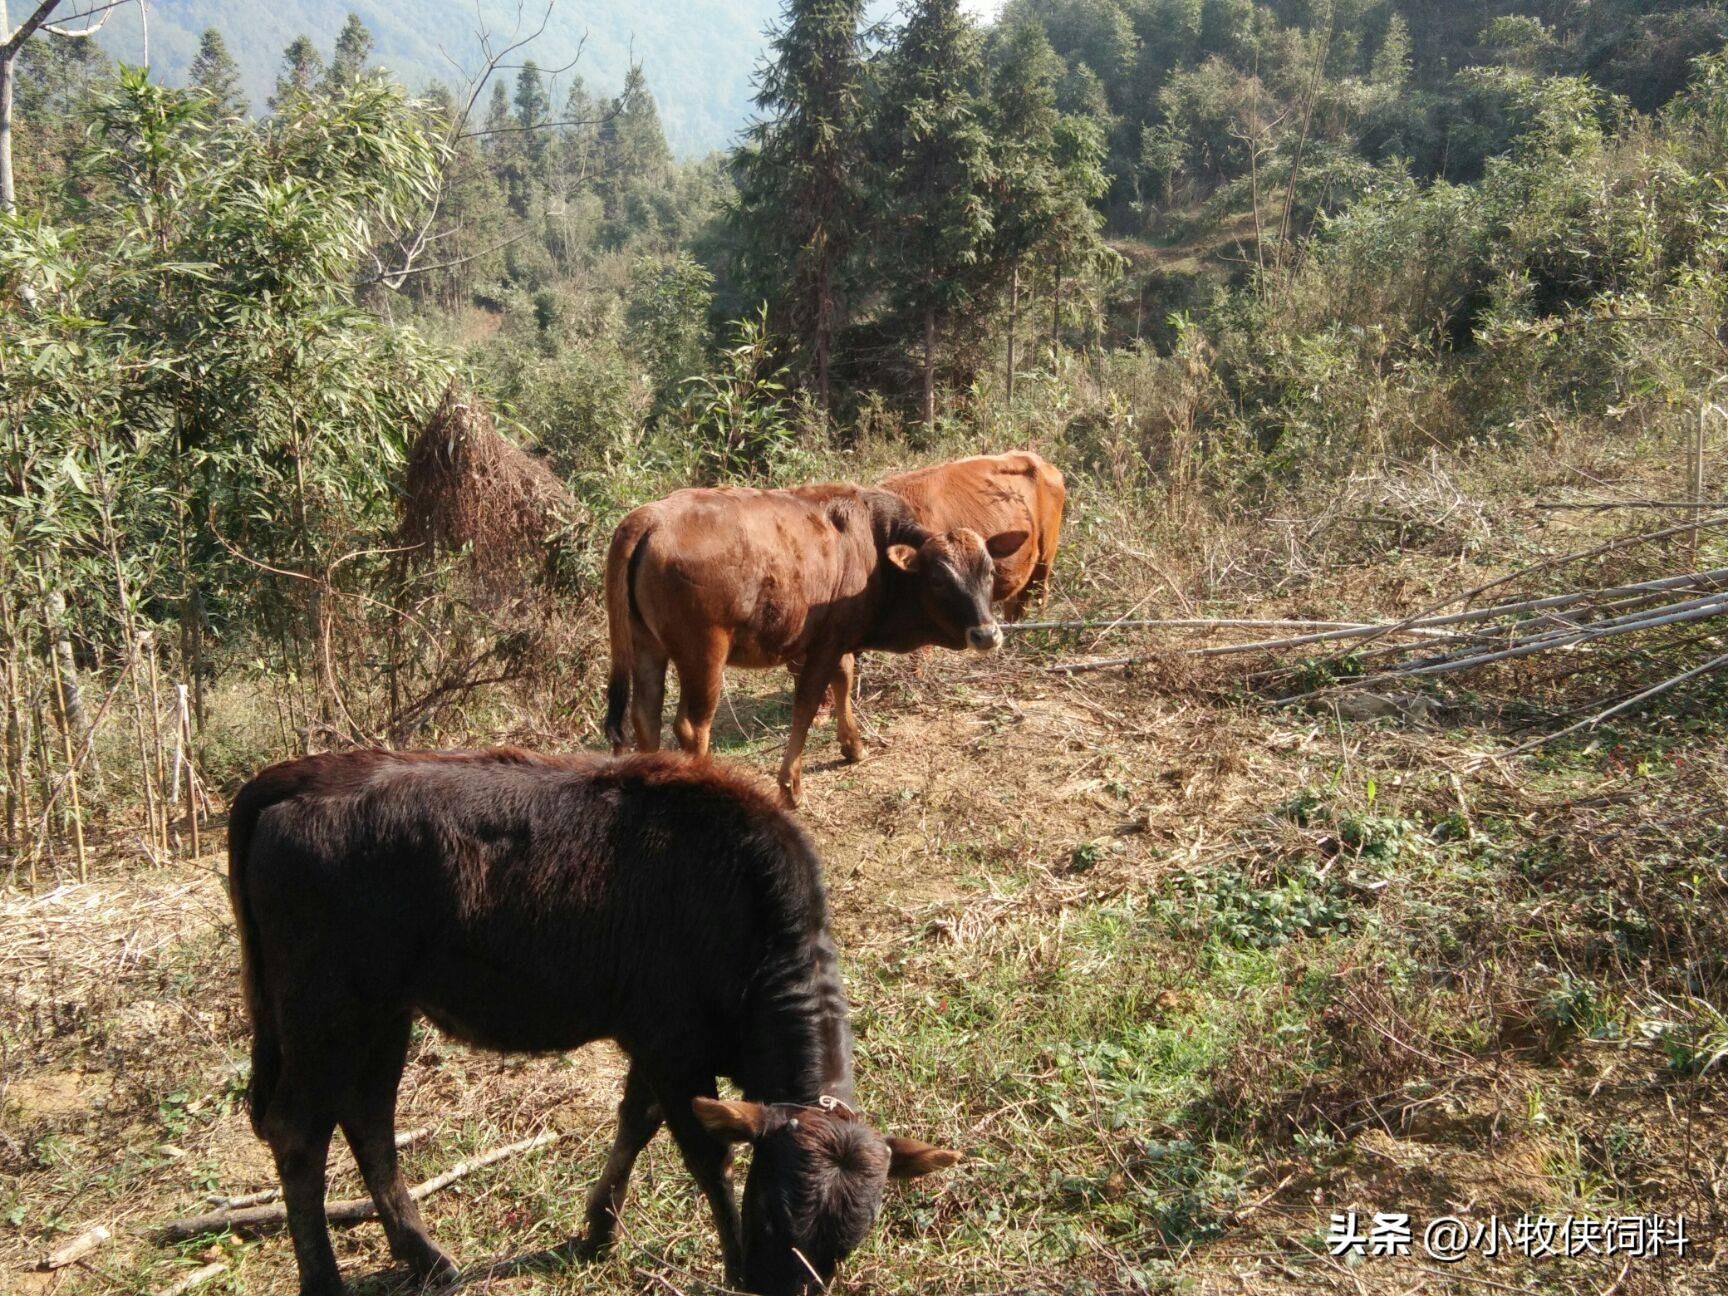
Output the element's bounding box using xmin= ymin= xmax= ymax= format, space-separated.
xmin=126 ymin=637 xmax=161 ymax=859
xmin=145 ymin=637 xmax=169 ymax=855
xmin=1691 ymin=404 xmax=1714 ymax=568
xmin=45 ymin=636 xmax=86 ymax=882
xmin=174 ymin=682 xmax=198 ymax=859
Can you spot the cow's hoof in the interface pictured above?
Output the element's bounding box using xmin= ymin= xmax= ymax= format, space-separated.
xmin=569 ymin=1231 xmax=610 ymax=1262
xmin=841 ymin=741 xmax=864 ymax=764
xmin=409 ymin=1245 xmax=460 ymax=1287
xmin=778 ymin=784 xmax=801 ymax=810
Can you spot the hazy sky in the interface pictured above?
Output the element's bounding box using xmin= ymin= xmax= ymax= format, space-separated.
xmin=963 ymin=0 xmax=1007 ymax=16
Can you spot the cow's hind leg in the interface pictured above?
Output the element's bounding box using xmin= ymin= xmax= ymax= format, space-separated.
xmin=831 ymin=654 xmax=863 ymax=763
xmin=672 ymin=632 xmax=728 ymax=757
xmin=630 ymin=641 xmax=668 ymax=753
xmin=260 ymin=1065 xmax=342 ymax=1296
xmin=339 ymin=1013 xmax=455 ymax=1285
xmin=580 ymin=1062 xmax=663 ymax=1255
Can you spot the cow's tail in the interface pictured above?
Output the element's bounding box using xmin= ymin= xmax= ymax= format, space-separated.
xmin=604 ymin=512 xmax=652 ymax=754
xmin=228 ymin=774 xmax=286 ymax=1137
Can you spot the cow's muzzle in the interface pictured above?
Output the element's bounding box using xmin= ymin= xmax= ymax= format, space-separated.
xmin=967 ymin=624 xmax=1004 ymax=652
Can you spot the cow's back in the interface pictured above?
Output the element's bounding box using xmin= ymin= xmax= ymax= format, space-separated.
xmin=233 ymin=749 xmax=822 ymax=1058
xmin=625 ymin=486 xmax=879 ymax=665
xmin=883 ymin=452 xmax=1065 ymax=607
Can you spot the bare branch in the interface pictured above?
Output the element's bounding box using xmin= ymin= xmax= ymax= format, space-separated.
xmin=459 ymin=107 xmax=617 ymax=140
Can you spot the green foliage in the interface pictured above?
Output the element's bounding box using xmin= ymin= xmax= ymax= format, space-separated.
xmin=729 ymin=0 xmax=868 ymax=407
xmin=676 ymin=306 xmax=796 ymax=479
xmin=627 ymin=254 xmax=717 ymax=409
xmin=187 ymin=29 xmax=247 ymax=117
xmin=3 ymin=68 xmax=449 ymax=676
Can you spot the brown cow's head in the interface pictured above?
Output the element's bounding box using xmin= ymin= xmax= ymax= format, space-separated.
xmin=694 ymin=1096 xmax=959 ymax=1295
xmin=886 ymin=528 xmax=1005 ymax=652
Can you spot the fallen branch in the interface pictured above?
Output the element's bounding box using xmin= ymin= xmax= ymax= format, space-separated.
xmin=1349 ymin=591 xmax=1728 ymax=686
xmin=1010 ymin=617 xmax=1384 ymax=633
xmin=1479 ymin=647 xmax=1728 ymax=763
xmin=1035 ymin=569 xmax=1728 ymax=674
xmin=1534 ymin=500 xmax=1728 ymax=510
xmin=204 ymin=1128 xmax=430 ymax=1210
xmin=155 ymin=1130 xmax=559 ymax=1242
xmin=1305 ymin=512 xmax=1728 ymax=666
xmin=38 ymin=1223 xmax=111 ymax=1270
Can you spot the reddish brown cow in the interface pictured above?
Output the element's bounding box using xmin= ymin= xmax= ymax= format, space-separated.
xmin=883 ymin=451 xmax=1066 ymax=620
xmin=604 ymin=484 xmax=1013 ymax=804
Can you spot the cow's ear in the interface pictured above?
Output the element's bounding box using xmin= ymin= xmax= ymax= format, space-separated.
xmin=885 ymin=1135 xmax=962 ymax=1178
xmin=986 ymin=530 xmax=1030 ymax=561
xmin=886 ymin=544 xmax=920 ymax=572
xmin=693 ymin=1097 xmax=769 ymax=1143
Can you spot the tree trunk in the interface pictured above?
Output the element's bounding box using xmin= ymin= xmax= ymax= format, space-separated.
xmin=182 ymin=584 xmax=206 ymax=731
xmin=1006 ymin=266 xmax=1019 ymax=406
xmin=1051 ymin=265 xmax=1064 ymax=356
xmin=815 ymin=254 xmax=832 ymax=415
xmin=42 ymin=588 xmax=87 ymax=751
xmin=0 ymin=50 xmax=15 ymax=214
xmin=922 ymin=307 xmax=936 ymax=432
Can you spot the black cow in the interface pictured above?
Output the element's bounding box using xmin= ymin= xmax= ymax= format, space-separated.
xmin=228 ymin=748 xmax=958 ymax=1296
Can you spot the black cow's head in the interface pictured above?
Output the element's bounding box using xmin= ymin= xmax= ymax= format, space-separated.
xmin=887 ymin=527 xmax=1020 ymax=652
xmin=693 ymin=1096 xmax=959 ymax=1295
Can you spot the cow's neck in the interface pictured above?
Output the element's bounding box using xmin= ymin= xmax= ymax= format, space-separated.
xmin=859 ymin=572 xmax=932 ymax=654
xmin=739 ymin=929 xmax=855 ymax=1107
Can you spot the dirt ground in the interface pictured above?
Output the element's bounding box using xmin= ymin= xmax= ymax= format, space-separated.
xmin=4 ymin=632 xmax=1724 ymax=1294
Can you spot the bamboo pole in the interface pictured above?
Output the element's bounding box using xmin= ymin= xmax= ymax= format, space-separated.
xmin=127 ymin=637 xmax=161 ymax=858
xmin=1485 ymin=647 xmax=1728 ymax=763
xmin=1 ymin=585 xmax=28 ymax=868
xmin=32 ymin=690 xmax=53 ymax=878
xmin=45 ymin=633 xmax=86 ymax=883
xmin=1371 ymin=589 xmax=1728 ymax=681
xmin=1347 ymin=593 xmax=1728 ymax=687
xmin=145 ymin=635 xmax=168 ymax=856
xmin=173 ymin=682 xmax=198 ymax=859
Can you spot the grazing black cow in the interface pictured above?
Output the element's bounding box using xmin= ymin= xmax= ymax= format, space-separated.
xmin=228 ymin=748 xmax=958 ymax=1296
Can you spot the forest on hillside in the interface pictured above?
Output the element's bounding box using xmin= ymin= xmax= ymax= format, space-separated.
xmin=87 ymin=0 xmax=784 ymax=155
xmin=6 ymin=0 xmax=1728 ymax=762
xmin=4 ymin=2 xmax=1728 ymax=1294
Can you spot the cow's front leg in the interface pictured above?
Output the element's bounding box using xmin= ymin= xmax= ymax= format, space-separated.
xmin=659 ymin=1080 xmax=744 ymax=1286
xmin=778 ymin=650 xmax=838 ymax=807
xmin=580 ymin=1063 xmax=663 ymax=1255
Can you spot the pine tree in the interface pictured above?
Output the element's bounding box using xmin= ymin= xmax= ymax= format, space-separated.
xmin=324 ymin=14 xmax=374 ymax=91
xmin=987 ymin=22 xmax=1064 ymax=402
xmin=188 ymin=28 xmax=246 ymax=116
xmin=1371 ymin=14 xmax=1413 ymax=90
xmin=270 ymin=36 xmax=325 ymax=111
xmin=513 ymin=60 xmax=552 ymax=170
xmin=559 ymin=77 xmax=602 ymax=184
xmin=874 ymin=0 xmax=995 ymax=428
xmin=730 ymin=0 xmax=868 ymax=411
xmin=596 ymin=66 xmax=672 ymax=234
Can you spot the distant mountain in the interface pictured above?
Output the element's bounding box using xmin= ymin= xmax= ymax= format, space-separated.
xmin=95 ymin=0 xmax=784 ymax=156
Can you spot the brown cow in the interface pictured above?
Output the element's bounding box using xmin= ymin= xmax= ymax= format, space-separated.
xmin=229 ymin=748 xmax=959 ymax=1296
xmin=883 ymin=451 xmax=1066 ymax=620
xmin=604 ymin=484 xmax=1014 ymax=804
